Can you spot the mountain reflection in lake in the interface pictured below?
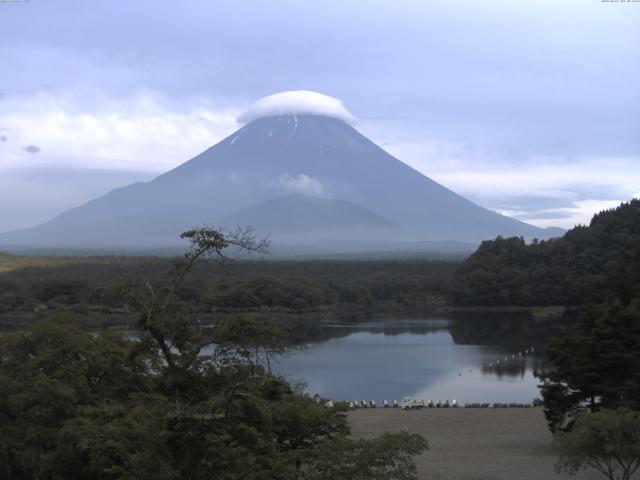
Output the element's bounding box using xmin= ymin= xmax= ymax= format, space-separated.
xmin=274 ymin=314 xmax=554 ymax=404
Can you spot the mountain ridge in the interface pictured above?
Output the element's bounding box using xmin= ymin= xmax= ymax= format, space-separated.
xmin=0 ymin=113 xmax=562 ymax=253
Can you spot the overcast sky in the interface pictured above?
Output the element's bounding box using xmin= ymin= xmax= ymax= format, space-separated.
xmin=1 ymin=0 xmax=639 ymax=233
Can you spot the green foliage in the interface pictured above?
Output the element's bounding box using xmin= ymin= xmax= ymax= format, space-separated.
xmin=52 ymin=395 xmax=176 ymax=480
xmin=0 ymin=317 xmax=336 ymax=479
xmin=0 ymin=228 xmax=428 ymax=479
xmin=537 ymin=301 xmax=640 ymax=432
xmin=451 ymin=200 xmax=640 ymax=306
xmin=0 ymin=256 xmax=457 ymax=330
xmin=271 ymin=394 xmax=350 ymax=455
xmin=305 ymin=432 xmax=428 ymax=480
xmin=215 ymin=314 xmax=289 ymax=373
xmin=0 ymin=321 xmax=154 ymax=479
xmin=554 ymin=408 xmax=640 ymax=480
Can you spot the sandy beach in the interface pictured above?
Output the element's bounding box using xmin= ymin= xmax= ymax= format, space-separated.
xmin=348 ymin=408 xmax=613 ymax=480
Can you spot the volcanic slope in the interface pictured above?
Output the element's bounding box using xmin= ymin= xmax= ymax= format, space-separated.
xmin=0 ymin=91 xmax=560 ymax=252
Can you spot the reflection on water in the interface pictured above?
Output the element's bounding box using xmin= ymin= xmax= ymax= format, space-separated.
xmin=274 ymin=314 xmax=557 ymax=403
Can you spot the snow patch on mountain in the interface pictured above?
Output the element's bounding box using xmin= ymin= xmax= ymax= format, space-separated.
xmin=238 ymin=91 xmax=356 ymax=125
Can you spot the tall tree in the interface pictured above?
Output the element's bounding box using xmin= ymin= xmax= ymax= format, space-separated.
xmin=537 ymin=301 xmax=640 ymax=432
xmin=555 ymin=408 xmax=640 ymax=480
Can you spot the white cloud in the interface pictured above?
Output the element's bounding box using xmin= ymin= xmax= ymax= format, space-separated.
xmin=428 ymin=164 xmax=639 ymax=202
xmin=379 ymin=139 xmax=637 ymax=199
xmin=237 ymin=91 xmax=356 ymax=125
xmin=520 ymin=200 xmax=624 ymax=229
xmin=373 ymin=136 xmax=640 ymax=229
xmin=272 ymin=173 xmax=325 ymax=195
xmin=0 ymin=91 xmax=240 ymax=173
xmin=0 ymin=90 xmax=244 ymax=233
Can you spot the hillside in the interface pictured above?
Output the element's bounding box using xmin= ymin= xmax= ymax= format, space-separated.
xmin=222 ymin=193 xmax=396 ymax=235
xmin=450 ymin=199 xmax=640 ymax=306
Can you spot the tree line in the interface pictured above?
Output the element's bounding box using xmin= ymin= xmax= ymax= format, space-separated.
xmin=0 ymin=256 xmax=456 ymax=329
xmin=450 ymin=199 xmax=640 ymax=307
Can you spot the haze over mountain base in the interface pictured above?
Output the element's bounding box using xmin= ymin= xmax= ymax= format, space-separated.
xmin=0 ymin=93 xmax=563 ymax=256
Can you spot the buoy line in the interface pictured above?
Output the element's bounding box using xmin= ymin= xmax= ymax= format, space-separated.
xmin=481 ymin=346 xmax=535 ymax=369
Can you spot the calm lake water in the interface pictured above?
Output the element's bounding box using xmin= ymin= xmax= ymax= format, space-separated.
xmin=273 ymin=314 xmax=552 ymax=404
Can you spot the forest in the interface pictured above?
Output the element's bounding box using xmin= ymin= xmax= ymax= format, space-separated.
xmin=0 ymin=254 xmax=457 ymax=331
xmin=450 ymin=200 xmax=640 ymax=307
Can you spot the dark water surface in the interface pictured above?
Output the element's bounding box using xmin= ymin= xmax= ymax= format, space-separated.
xmin=273 ymin=314 xmax=553 ymax=404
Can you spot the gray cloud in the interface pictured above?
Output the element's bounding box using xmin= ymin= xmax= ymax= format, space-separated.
xmin=0 ymin=0 xmax=637 ymax=231
xmin=23 ymin=145 xmax=41 ymax=154
xmin=1 ymin=1 xmax=637 ymax=162
xmin=0 ymin=135 xmax=6 ymax=142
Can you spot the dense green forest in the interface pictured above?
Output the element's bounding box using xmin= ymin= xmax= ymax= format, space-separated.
xmin=0 ymin=255 xmax=457 ymax=330
xmin=450 ymin=200 xmax=640 ymax=306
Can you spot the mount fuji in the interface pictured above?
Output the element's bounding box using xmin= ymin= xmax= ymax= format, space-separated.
xmin=0 ymin=91 xmax=562 ymax=256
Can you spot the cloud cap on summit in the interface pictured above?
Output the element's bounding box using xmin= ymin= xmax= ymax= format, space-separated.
xmin=237 ymin=91 xmax=357 ymax=125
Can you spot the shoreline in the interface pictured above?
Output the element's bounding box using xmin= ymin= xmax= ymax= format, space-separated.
xmin=0 ymin=304 xmax=568 ymax=332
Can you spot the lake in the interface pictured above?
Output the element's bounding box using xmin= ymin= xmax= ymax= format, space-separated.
xmin=273 ymin=314 xmax=553 ymax=404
